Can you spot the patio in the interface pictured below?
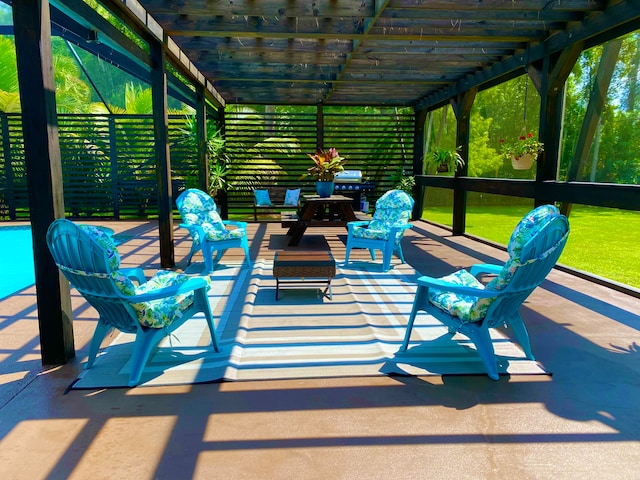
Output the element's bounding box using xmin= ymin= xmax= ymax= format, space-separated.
xmin=0 ymin=220 xmax=638 ymax=479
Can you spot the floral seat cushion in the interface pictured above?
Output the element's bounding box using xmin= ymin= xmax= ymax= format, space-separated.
xmin=351 ymin=190 xmax=413 ymax=244
xmin=182 ymin=207 xmax=246 ymax=245
xmin=113 ymin=270 xmax=197 ymax=328
xmin=428 ymin=204 xmax=561 ymax=323
xmin=428 ymin=269 xmax=488 ymax=322
xmin=182 ymin=211 xmax=246 ymax=243
xmin=79 ymin=224 xmax=120 ymax=271
xmin=80 ymin=223 xmax=201 ymax=329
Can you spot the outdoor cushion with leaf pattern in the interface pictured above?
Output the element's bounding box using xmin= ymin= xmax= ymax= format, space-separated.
xmin=428 ymin=204 xmax=562 ymax=322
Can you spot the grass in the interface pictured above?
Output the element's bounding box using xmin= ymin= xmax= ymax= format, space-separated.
xmin=421 ymin=204 xmax=640 ymax=289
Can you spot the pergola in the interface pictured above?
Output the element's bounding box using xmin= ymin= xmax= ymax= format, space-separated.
xmin=10 ymin=0 xmax=640 ymax=365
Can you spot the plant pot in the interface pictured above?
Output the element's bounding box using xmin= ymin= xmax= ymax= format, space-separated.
xmin=315 ymin=181 xmax=335 ymax=198
xmin=436 ymin=163 xmax=449 ymax=173
xmin=511 ymin=153 xmax=535 ymax=170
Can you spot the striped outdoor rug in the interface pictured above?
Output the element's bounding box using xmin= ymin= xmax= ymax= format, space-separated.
xmin=70 ymin=258 xmax=549 ymax=388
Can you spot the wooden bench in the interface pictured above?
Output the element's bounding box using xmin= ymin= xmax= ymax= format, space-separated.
xmin=280 ymin=210 xmax=300 ymax=228
xmin=254 ymin=187 xmax=300 ymax=221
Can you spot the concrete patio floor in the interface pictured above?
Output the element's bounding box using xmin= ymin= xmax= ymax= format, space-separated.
xmin=0 ymin=219 xmax=638 ymax=479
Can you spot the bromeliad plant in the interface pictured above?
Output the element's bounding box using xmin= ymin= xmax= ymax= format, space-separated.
xmin=500 ymin=133 xmax=544 ymax=160
xmin=300 ymin=147 xmax=346 ymax=182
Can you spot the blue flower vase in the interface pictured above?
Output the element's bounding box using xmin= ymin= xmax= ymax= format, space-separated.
xmin=315 ymin=181 xmax=335 ymax=198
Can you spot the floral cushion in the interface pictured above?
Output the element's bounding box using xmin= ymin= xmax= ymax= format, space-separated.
xmin=428 ymin=204 xmax=560 ymax=323
xmin=182 ymin=212 xmax=246 ymax=244
xmin=507 ymin=204 xmax=560 ymax=260
xmin=428 ymin=269 xmax=487 ymax=322
xmin=178 ymin=190 xmax=247 ymax=245
xmin=113 ymin=270 xmax=198 ymax=328
xmin=254 ymin=189 xmax=272 ymax=206
xmin=201 ymin=222 xmax=246 ymax=242
xmin=351 ymin=190 xmax=413 ymax=245
xmin=178 ymin=189 xmax=218 ymax=218
xmin=79 ymin=224 xmax=120 ymax=271
xmin=284 ymin=188 xmax=301 ymax=206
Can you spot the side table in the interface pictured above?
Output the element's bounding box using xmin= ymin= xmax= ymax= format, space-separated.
xmin=273 ymin=251 xmax=336 ymax=300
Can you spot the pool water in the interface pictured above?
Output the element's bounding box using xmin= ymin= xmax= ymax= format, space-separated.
xmin=0 ymin=225 xmax=128 ymax=300
xmin=0 ymin=226 xmax=35 ymax=299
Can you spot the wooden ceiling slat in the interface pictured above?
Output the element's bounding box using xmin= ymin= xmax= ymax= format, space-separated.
xmin=131 ymin=0 xmax=639 ymax=106
xmin=138 ymin=0 xmax=376 ymax=17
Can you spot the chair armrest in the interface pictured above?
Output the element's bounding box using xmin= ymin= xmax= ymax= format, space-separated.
xmin=347 ymin=220 xmax=369 ymax=233
xmin=121 ymin=276 xmax=210 ymax=302
xmin=389 ymin=224 xmax=413 ymax=235
xmin=223 ymin=220 xmax=247 ymax=229
xmin=179 ymin=223 xmax=209 ymax=242
xmin=416 ymin=275 xmax=497 ymax=298
xmin=469 ymin=263 xmax=503 ymax=277
xmin=119 ymin=268 xmax=147 ymax=284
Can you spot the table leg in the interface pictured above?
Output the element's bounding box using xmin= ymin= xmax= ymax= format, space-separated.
xmin=321 ymin=279 xmax=332 ymax=300
xmin=287 ymin=225 xmax=307 ymax=246
xmin=337 ymin=202 xmax=357 ymax=222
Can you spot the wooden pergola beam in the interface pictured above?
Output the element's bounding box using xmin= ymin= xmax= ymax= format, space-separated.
xmin=13 ymin=0 xmax=74 ymax=365
xmin=150 ymin=39 xmax=174 ymax=269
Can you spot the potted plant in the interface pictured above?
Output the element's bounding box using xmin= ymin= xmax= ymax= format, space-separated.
xmin=209 ymin=162 xmax=230 ymax=199
xmin=178 ymin=114 xmax=231 ymax=205
xmin=391 ymin=165 xmax=416 ymax=196
xmin=424 ymin=146 xmax=464 ymax=174
xmin=299 ymin=147 xmax=346 ymax=197
xmin=500 ymin=133 xmax=544 ymax=170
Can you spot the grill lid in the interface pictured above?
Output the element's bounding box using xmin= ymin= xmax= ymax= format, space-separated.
xmin=334 ymin=170 xmax=362 ymax=183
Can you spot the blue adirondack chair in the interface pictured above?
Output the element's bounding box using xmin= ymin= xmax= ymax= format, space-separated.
xmin=176 ymin=188 xmax=251 ymax=273
xmin=400 ymin=204 xmax=570 ymax=380
xmin=344 ymin=189 xmax=414 ymax=271
xmin=46 ymin=219 xmax=220 ymax=387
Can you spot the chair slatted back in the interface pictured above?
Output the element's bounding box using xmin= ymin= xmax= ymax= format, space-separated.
xmin=370 ymin=189 xmax=414 ymax=231
xmin=47 ymin=219 xmax=140 ymax=334
xmin=176 ymin=188 xmax=222 ymax=228
xmin=484 ymin=214 xmax=569 ymax=328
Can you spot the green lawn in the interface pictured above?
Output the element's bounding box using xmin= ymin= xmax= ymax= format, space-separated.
xmin=422 ymin=205 xmax=640 ymax=289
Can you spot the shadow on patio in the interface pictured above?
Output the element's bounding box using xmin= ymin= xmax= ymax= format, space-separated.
xmin=0 ymin=220 xmax=638 ymax=479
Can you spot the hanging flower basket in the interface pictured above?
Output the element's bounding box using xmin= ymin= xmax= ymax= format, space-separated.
xmin=500 ymin=133 xmax=543 ymax=170
xmin=511 ymin=153 xmax=535 ymax=170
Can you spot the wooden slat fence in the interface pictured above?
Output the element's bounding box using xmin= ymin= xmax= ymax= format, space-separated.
xmin=0 ymin=113 xmax=198 ymax=220
xmin=0 ymin=107 xmax=414 ymax=220
xmin=224 ymin=106 xmax=415 ymax=218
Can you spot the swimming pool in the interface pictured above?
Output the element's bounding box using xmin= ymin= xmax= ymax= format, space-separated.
xmin=0 ymin=224 xmax=127 ymax=299
xmin=0 ymin=226 xmax=35 ymax=299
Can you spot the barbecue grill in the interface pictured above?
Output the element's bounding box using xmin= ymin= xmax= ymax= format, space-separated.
xmin=333 ymin=170 xmax=375 ymax=212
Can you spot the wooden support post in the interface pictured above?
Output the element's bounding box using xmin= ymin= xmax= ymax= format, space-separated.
xmin=450 ymin=88 xmax=477 ymax=236
xmin=413 ymin=109 xmax=428 ymax=220
xmin=530 ymin=43 xmax=583 ymax=206
xmin=150 ymin=39 xmax=174 ymax=268
xmin=196 ymin=84 xmax=208 ymax=194
xmin=566 ymin=40 xmax=622 ymax=183
xmin=13 ymin=0 xmax=74 ymax=365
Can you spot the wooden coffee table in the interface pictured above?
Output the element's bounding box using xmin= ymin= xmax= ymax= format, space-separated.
xmin=273 ymin=251 xmax=336 ymax=300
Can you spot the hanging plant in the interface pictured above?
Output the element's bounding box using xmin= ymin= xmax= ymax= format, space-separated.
xmin=500 ymin=133 xmax=543 ymax=170
xmin=424 ymin=146 xmax=464 ymax=174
